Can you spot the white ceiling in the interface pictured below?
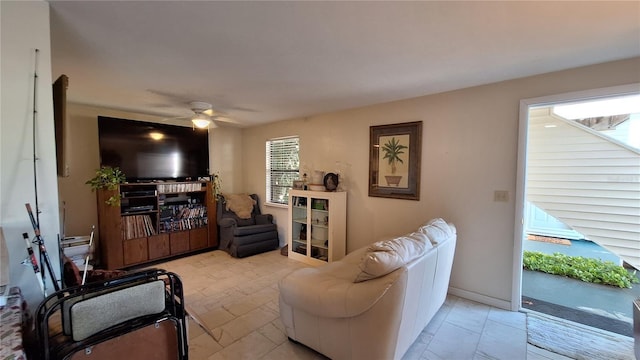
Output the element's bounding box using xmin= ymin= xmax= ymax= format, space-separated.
xmin=48 ymin=1 xmax=640 ymax=127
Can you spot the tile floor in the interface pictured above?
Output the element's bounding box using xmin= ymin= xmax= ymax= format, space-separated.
xmin=153 ymin=249 xmax=568 ymax=359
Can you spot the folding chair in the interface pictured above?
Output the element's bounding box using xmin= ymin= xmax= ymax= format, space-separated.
xmin=34 ymin=269 xmax=187 ymax=360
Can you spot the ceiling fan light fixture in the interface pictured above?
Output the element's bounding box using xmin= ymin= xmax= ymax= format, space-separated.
xmin=191 ymin=114 xmax=211 ymax=129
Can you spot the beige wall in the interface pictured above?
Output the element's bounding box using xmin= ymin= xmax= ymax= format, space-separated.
xmin=1 ymin=1 xmax=61 ymax=308
xmin=210 ymin=126 xmax=244 ymax=195
xmin=242 ymin=57 xmax=640 ymax=308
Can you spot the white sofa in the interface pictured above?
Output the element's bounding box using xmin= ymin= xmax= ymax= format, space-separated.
xmin=279 ymin=218 xmax=457 ymax=360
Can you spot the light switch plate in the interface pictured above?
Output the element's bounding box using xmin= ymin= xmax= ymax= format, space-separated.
xmin=494 ymin=190 xmax=509 ymax=202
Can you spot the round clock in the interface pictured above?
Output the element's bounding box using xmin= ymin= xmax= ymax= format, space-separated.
xmin=323 ymin=173 xmax=339 ymax=191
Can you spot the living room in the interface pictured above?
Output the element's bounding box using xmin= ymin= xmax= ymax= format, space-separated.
xmin=2 ymin=1 xmax=639 ymax=359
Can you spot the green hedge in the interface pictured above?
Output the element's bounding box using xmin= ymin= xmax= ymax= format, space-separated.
xmin=523 ymin=251 xmax=639 ymax=288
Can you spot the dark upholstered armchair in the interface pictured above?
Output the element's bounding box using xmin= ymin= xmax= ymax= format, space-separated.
xmin=217 ymin=194 xmax=279 ymax=258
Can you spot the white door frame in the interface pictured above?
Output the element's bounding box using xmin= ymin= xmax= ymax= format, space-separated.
xmin=511 ymin=83 xmax=640 ymax=311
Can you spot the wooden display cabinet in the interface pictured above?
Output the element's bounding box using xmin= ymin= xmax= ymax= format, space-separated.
xmin=287 ymin=190 xmax=347 ymax=266
xmin=98 ymin=181 xmax=218 ymax=270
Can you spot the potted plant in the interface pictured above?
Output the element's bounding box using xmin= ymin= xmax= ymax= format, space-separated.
xmin=211 ymin=172 xmax=222 ymax=198
xmin=381 ymin=137 xmax=408 ymax=186
xmin=86 ymin=166 xmax=126 ymax=206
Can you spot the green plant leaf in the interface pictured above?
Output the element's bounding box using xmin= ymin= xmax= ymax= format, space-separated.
xmin=381 ymin=137 xmax=408 ymax=165
xmin=86 ymin=166 xmax=126 ymax=206
xmin=523 ymin=250 xmax=639 ymax=288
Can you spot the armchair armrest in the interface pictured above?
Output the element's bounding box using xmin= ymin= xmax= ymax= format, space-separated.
xmin=255 ymin=214 xmax=273 ymax=225
xmin=218 ymin=218 xmax=238 ymax=228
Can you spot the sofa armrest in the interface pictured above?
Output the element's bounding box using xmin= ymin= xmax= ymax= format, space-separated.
xmin=279 ymin=264 xmax=405 ymax=318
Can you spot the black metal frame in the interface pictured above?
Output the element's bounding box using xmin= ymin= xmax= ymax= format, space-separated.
xmin=34 ymin=269 xmax=187 ymax=360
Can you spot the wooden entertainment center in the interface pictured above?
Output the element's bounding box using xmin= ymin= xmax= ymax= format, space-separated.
xmin=97 ymin=181 xmax=217 ymax=270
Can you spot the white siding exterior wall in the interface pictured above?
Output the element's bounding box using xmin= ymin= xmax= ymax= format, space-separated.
xmin=527 ymin=107 xmax=640 ymax=269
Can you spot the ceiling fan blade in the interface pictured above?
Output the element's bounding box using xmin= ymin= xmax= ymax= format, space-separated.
xmin=211 ymin=115 xmax=242 ymax=126
xmin=148 ymin=98 xmax=244 ymax=128
xmin=160 ymin=115 xmax=190 ymax=122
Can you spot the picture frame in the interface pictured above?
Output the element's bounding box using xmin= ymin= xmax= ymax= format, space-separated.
xmin=368 ymin=121 xmax=422 ymax=200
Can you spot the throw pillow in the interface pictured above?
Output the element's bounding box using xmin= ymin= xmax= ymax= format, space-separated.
xmin=223 ymin=193 xmax=256 ymax=219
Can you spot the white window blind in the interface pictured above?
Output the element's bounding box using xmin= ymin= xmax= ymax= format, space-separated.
xmin=266 ymin=137 xmax=299 ymax=205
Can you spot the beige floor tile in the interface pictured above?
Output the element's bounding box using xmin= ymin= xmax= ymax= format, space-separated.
xmin=199 ymin=306 xmax=237 ymax=330
xmin=263 ymin=299 xmax=280 ymax=314
xmin=261 ymin=341 xmax=328 ymax=360
xmin=221 ymin=301 xmax=255 ymax=317
xmin=216 ymin=305 xmax=279 ymax=343
xmin=445 ymin=297 xmax=490 ymax=334
xmin=188 ymin=316 xmax=205 ymax=339
xmin=487 ymin=306 xmax=527 ymax=331
xmin=257 ymin=321 xmax=288 ymax=345
xmin=189 ymin=332 xmax=223 ymax=360
xmin=208 ymin=328 xmax=235 ymax=347
xmin=270 ymin=317 xmax=286 ymax=334
xmin=207 ymin=332 xmax=277 ymax=360
xmin=426 ymin=322 xmax=482 ymax=359
xmin=224 ymin=287 xmax=278 ymax=315
xmin=475 ymin=319 xmax=527 ymax=359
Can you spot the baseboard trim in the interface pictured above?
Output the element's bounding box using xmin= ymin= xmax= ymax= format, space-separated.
xmin=448 ymin=286 xmax=512 ymax=310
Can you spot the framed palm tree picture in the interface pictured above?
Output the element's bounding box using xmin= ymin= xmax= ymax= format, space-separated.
xmin=369 ymin=121 xmax=422 ymax=200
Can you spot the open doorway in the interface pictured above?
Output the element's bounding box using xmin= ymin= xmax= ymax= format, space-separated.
xmin=513 ymin=84 xmax=640 ymax=337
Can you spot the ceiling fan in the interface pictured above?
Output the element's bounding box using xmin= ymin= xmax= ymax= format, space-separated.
xmin=159 ymin=99 xmax=240 ymax=129
xmin=187 ymin=101 xmax=218 ymax=129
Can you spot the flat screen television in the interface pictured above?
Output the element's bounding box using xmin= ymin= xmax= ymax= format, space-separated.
xmin=98 ymin=116 xmax=209 ymax=182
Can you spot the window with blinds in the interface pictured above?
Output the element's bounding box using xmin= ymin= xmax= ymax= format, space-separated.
xmin=266 ymin=137 xmax=300 ymax=205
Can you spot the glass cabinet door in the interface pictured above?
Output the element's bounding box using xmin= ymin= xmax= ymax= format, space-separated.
xmin=310 ymin=198 xmax=329 ymax=262
xmin=291 ymin=196 xmax=308 ymax=256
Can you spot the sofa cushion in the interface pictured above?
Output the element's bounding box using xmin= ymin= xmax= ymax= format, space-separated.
xmin=418 ymin=218 xmax=455 ymax=245
xmin=354 ymin=231 xmax=432 ymax=283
